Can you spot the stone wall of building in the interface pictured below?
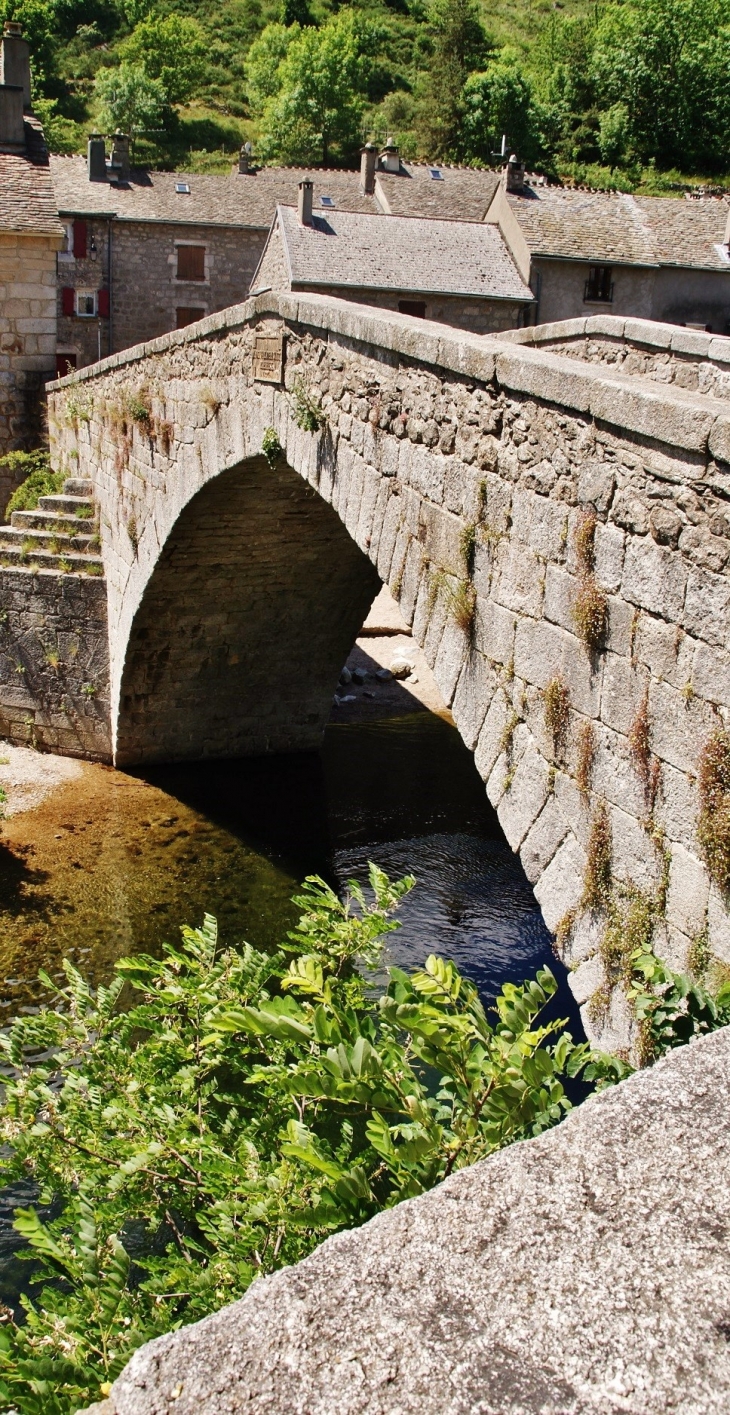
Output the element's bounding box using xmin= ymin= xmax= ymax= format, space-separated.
xmin=57 ymin=218 xmax=267 ymax=368
xmin=0 ymin=567 xmax=111 ymax=757
xmin=46 ymin=292 xmax=730 ymax=1054
xmin=0 ymin=231 xmax=58 ymax=452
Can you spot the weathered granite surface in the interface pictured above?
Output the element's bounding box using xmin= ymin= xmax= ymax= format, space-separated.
xmin=109 ymin=1026 xmax=730 ymax=1415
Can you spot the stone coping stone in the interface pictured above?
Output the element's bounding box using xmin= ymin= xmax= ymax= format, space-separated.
xmin=109 ymin=1026 xmax=730 ymax=1415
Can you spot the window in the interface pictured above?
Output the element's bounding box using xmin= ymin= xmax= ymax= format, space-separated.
xmin=175 ymin=181 xmax=191 ymax=194
xmin=59 ymin=221 xmax=74 ymax=258
xmin=320 ymin=195 xmax=335 ymax=207
xmin=398 ymin=299 xmax=426 ymax=318
xmin=176 ymin=245 xmax=206 ymax=281
xmin=428 ymin=167 xmax=443 ymax=181
xmin=73 ymin=219 xmax=87 ymax=259
xmin=176 ymin=307 xmax=206 ymax=329
xmin=76 ymin=289 xmax=97 ymax=317
xmin=584 ymin=266 xmax=613 ymax=303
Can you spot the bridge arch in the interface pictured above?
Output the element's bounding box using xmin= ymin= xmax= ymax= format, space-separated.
xmin=46 ymin=294 xmax=730 ymax=1056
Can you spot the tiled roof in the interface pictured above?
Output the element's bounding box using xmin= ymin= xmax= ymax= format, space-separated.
xmin=376 ymin=163 xmax=501 ymax=222
xmin=507 ymin=185 xmax=730 ymax=271
xmin=49 ymin=156 xmax=380 ymax=227
xmin=275 ymin=205 xmax=533 ymax=301
xmin=0 ymin=118 xmax=63 ymax=237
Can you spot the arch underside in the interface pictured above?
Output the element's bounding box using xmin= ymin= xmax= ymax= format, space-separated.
xmin=115 ymin=456 xmax=380 ymax=765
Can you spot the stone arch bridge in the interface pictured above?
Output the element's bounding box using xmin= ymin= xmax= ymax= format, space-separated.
xmin=4 ymin=293 xmax=730 ymax=1050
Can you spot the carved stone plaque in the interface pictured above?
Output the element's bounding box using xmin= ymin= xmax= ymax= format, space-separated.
xmin=252 ymin=333 xmax=284 ymax=384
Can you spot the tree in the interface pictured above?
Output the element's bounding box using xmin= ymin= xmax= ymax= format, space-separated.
xmin=461 ymin=49 xmax=545 ymax=168
xmin=94 ymin=62 xmax=166 ymax=137
xmin=245 ymin=21 xmax=300 ymax=117
xmin=590 ymin=0 xmax=730 ymax=171
xmin=121 ymin=14 xmax=207 ymax=108
xmin=257 ymin=10 xmax=375 ymax=166
xmin=416 ymin=0 xmax=489 ymax=160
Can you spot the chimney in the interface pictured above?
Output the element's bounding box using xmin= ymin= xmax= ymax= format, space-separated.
xmin=505 ymin=154 xmax=525 ymax=194
xmin=110 ymin=132 xmax=130 ymax=180
xmin=1 ymin=22 xmax=31 ymax=110
xmin=87 ymin=133 xmax=107 ymax=182
xmin=298 ymin=178 xmax=313 ymax=225
xmin=238 ymin=145 xmax=249 ymax=174
xmin=0 ymin=84 xmax=24 ymax=149
xmin=379 ymin=143 xmax=400 ymax=174
xmin=360 ymin=142 xmax=377 ymax=194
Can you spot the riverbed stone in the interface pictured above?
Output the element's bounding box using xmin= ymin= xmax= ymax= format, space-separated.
xmin=109 ymin=1027 xmax=730 ymax=1415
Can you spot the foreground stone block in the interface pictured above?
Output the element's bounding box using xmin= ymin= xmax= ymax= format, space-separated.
xmin=111 ymin=1027 xmax=730 ymax=1415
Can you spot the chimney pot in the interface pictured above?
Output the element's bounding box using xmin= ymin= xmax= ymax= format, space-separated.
xmin=1 ymin=23 xmax=31 ymax=110
xmin=298 ymin=178 xmax=313 ymax=226
xmin=360 ymin=142 xmax=377 ymax=194
xmin=87 ymin=133 xmax=106 ymax=182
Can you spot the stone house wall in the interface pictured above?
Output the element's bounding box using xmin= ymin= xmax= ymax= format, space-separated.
xmin=46 ymin=292 xmax=730 ymax=1055
xmin=57 ymin=217 xmax=267 ymax=367
xmin=0 ymin=230 xmax=59 ymax=453
xmin=530 ymin=257 xmax=730 ymax=336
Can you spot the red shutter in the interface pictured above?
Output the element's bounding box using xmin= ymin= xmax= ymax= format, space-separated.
xmin=97 ymin=287 xmax=110 ymax=317
xmin=72 ymin=219 xmax=87 ymax=259
xmin=61 ymin=287 xmax=75 ymax=316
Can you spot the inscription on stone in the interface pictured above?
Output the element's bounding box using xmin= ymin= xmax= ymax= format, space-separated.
xmin=253 ymin=333 xmax=284 ymax=384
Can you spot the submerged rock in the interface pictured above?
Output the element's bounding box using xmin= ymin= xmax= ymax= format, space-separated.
xmin=110 ymin=1028 xmax=730 ymax=1414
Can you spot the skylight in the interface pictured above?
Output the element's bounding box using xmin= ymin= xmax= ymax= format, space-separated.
xmin=175 ymin=182 xmax=191 ymax=194
xmin=320 ymin=195 xmax=335 ymax=207
xmin=429 ymin=168 xmax=443 ymax=180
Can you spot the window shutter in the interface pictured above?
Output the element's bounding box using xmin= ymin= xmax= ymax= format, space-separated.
xmin=97 ymin=287 xmax=110 ymax=317
xmin=73 ymin=219 xmax=87 ymax=259
xmin=176 ymin=245 xmax=205 ymax=281
xmin=61 ymin=287 xmax=75 ymax=316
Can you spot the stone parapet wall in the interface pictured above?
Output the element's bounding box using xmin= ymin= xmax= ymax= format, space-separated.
xmin=46 ymin=293 xmax=730 ymax=1052
xmin=0 ymin=567 xmax=111 ymax=758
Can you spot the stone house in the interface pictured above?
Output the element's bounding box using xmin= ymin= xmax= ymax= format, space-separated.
xmin=486 ymin=162 xmax=730 ymax=331
xmin=252 ymin=181 xmax=533 ymax=334
xmin=0 ymin=22 xmax=62 ymax=465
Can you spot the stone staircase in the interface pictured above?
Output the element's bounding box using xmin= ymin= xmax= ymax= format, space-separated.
xmin=0 ymin=477 xmax=103 ymax=576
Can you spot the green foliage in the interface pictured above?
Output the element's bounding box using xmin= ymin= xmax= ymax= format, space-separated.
xmin=0 ymin=867 xmax=603 ymax=1412
xmin=292 ymin=377 xmax=326 ymax=432
xmin=629 ymin=948 xmax=730 ymax=1064
xmin=256 ymin=11 xmax=376 ymax=165
xmin=261 ymin=427 xmax=283 ymax=466
xmin=415 ymin=0 xmax=489 ymax=159
xmin=3 ymin=452 xmax=63 ymax=519
xmin=697 ymin=729 xmax=730 ymax=890
xmin=94 ymin=62 xmax=167 ymax=137
xmin=121 ymin=14 xmax=207 ymax=107
xmin=461 ymin=49 xmax=545 ymax=167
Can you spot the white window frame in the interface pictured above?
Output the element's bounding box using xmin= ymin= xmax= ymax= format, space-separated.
xmin=76 ymin=288 xmax=98 ymax=318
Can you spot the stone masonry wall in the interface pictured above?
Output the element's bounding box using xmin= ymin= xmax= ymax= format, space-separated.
xmin=47 ymin=292 xmax=730 ymax=1056
xmin=0 ymin=231 xmax=58 ymax=452
xmin=0 ymin=568 xmax=111 ymax=757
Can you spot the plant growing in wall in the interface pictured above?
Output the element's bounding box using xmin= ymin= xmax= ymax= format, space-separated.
xmin=292 ymin=377 xmax=326 ymax=433
xmin=697 ymin=729 xmax=730 ymax=890
xmin=582 ymin=798 xmax=612 ymax=911
xmin=543 ymin=676 xmax=570 ymax=758
xmin=576 ymin=720 xmax=596 ymax=799
xmin=572 ymin=508 xmax=608 ymax=653
xmin=629 ymin=687 xmax=659 ymax=809
xmin=262 ymin=428 xmax=283 ymax=467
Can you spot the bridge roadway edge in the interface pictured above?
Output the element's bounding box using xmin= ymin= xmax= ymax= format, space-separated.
xmin=29 ymin=292 xmax=730 ymax=1054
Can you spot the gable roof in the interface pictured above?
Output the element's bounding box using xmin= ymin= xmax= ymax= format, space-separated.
xmin=0 ymin=117 xmax=63 ymax=238
xmin=273 ymin=205 xmax=533 ymax=302
xmin=375 ymin=163 xmax=501 ymax=222
xmin=49 ymin=156 xmax=381 ymax=228
xmin=506 ymin=184 xmax=730 ymax=271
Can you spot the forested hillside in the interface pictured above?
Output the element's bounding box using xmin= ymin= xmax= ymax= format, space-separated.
xmin=3 ymin=0 xmax=729 ymax=190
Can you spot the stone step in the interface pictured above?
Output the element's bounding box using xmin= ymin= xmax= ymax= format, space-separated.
xmin=10 ymin=508 xmax=95 ymax=533
xmin=0 ymin=544 xmax=103 ymax=575
xmin=63 ymin=477 xmax=93 ymax=497
xmin=38 ymin=493 xmax=96 ymax=516
xmin=0 ymin=526 xmax=97 ymax=555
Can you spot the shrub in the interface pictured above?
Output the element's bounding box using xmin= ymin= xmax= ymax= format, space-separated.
xmin=697 ymin=729 xmax=730 ymax=890
xmin=4 ymin=453 xmax=64 ymax=519
xmin=0 ymin=868 xmax=605 ymax=1411
xmin=292 ymin=378 xmax=326 ymax=433
xmin=262 ymin=427 xmax=283 ymax=466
